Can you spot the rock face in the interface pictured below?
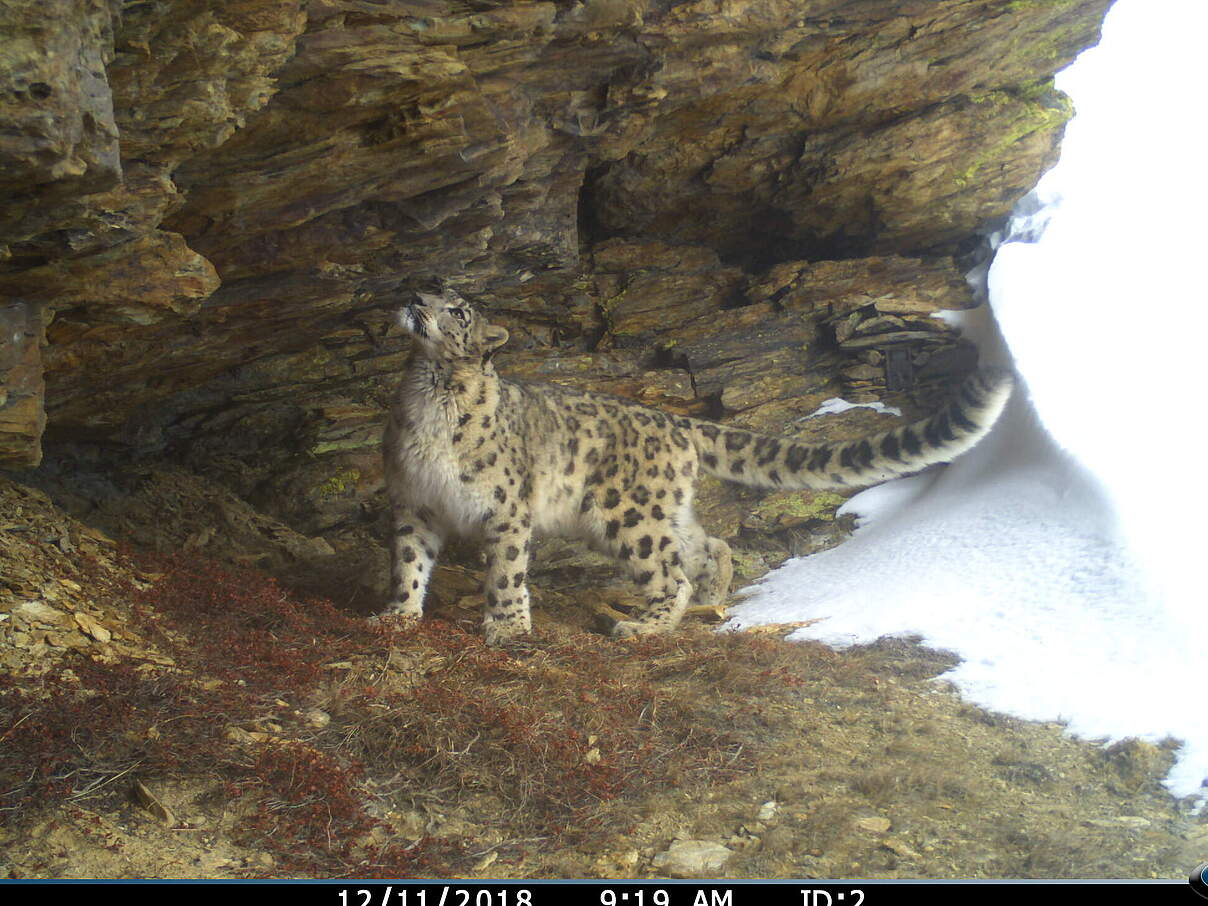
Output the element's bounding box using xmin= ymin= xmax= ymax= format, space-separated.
xmin=1 ymin=0 xmax=1110 ymax=590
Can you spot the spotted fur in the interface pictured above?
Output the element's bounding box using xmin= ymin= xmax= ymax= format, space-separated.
xmin=383 ymin=289 xmax=1014 ymax=644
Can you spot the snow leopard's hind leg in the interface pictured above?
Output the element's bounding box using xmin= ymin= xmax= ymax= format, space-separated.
xmin=674 ymin=514 xmax=733 ymax=610
xmin=605 ymin=513 xmax=695 ymax=640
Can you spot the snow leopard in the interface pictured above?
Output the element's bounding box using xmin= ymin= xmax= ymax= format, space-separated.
xmin=382 ymin=288 xmax=1014 ymax=644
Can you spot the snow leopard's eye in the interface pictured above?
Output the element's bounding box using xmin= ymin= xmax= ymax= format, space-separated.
xmin=448 ymin=307 xmax=469 ymax=325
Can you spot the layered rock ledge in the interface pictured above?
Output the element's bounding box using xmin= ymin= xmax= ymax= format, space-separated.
xmin=2 ymin=0 xmax=1110 ymax=595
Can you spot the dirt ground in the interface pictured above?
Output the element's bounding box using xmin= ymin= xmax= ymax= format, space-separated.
xmin=1 ymin=471 xmax=1205 ymax=880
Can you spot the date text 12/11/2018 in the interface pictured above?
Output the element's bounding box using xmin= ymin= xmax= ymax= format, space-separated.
xmin=339 ymin=889 xmax=533 ymax=906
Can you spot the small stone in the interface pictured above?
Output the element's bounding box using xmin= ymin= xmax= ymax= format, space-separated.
xmin=855 ymin=816 xmax=891 ymax=834
xmin=45 ymin=630 xmax=90 ymax=649
xmin=199 ymin=852 xmax=231 ymax=871
xmin=132 ymin=780 xmax=176 ymax=826
xmin=651 ymin=840 xmax=734 ymax=878
xmin=882 ymin=837 xmax=920 ymax=859
xmin=302 ymin=707 xmax=331 ymax=728
xmin=73 ymin=612 xmax=112 ymax=642
xmin=308 ymin=537 xmax=335 ymax=556
xmin=757 ymin=800 xmax=779 ymax=822
xmin=15 ymin=600 xmax=67 ymax=626
xmin=225 ymin=726 xmax=258 ymax=744
xmin=614 ymin=849 xmax=639 ymax=869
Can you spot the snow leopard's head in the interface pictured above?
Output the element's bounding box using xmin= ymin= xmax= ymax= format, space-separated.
xmin=399 ymin=288 xmax=509 ymax=364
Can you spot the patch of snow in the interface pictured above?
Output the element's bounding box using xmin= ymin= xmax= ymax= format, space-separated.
xmin=730 ymin=0 xmax=1208 ymax=806
xmin=800 ymin=398 xmax=903 ymax=420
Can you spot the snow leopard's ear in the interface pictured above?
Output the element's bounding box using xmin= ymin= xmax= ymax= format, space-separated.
xmin=481 ymin=325 xmax=509 ymax=362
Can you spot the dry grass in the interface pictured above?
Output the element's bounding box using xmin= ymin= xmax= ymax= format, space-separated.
xmin=2 ymin=550 xmax=824 ymax=877
xmin=2 ymin=510 xmax=1200 ymax=880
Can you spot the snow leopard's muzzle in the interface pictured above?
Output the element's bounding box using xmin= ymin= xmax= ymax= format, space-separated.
xmin=400 ymin=302 xmax=430 ymax=339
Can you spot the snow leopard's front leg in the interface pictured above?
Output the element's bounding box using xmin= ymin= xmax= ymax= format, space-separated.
xmin=481 ymin=518 xmax=533 ymax=646
xmin=384 ymin=504 xmax=444 ymax=619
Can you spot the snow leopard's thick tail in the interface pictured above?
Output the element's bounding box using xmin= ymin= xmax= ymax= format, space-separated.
xmin=685 ymin=367 xmax=1015 ymax=492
